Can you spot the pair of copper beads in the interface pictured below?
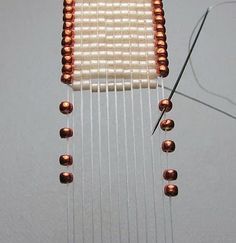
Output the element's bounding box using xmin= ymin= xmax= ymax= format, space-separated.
xmin=59 ymin=0 xmax=75 ymax=184
xmin=152 ymin=0 xmax=169 ymax=78
xmin=61 ymin=0 xmax=75 ymax=85
xmin=159 ymin=99 xmax=178 ymax=197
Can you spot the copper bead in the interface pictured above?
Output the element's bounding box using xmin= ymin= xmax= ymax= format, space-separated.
xmin=164 ymin=184 xmax=178 ymax=197
xmin=163 ymin=169 xmax=178 ymax=181
xmin=156 ymin=56 xmax=169 ymax=66
xmin=60 ymin=128 xmax=73 ymax=138
xmin=162 ymin=140 xmax=176 ymax=153
xmin=60 ymin=172 xmax=73 ymax=184
xmin=63 ymin=21 xmax=74 ymax=30
xmin=64 ymin=0 xmax=75 ymax=6
xmin=63 ymin=13 xmax=74 ymax=22
xmin=155 ymin=32 xmax=166 ymax=41
xmin=63 ymin=5 xmax=75 ymax=14
xmin=155 ymin=39 xmax=167 ymax=48
xmin=159 ymin=65 xmax=169 ymax=77
xmin=59 ymin=154 xmax=73 ymax=166
xmin=159 ymin=99 xmax=172 ymax=112
xmin=153 ymin=8 xmax=164 ymax=16
xmin=61 ymin=73 xmax=72 ymax=84
xmin=62 ymin=29 xmax=74 ymax=38
xmin=59 ymin=101 xmax=73 ymax=114
xmin=156 ymin=47 xmax=168 ymax=57
xmin=61 ymin=46 xmax=73 ymax=55
xmin=153 ymin=15 xmax=165 ymax=25
xmin=62 ymin=64 xmax=73 ymax=73
xmin=61 ymin=36 xmax=74 ymax=46
xmin=62 ymin=55 xmax=74 ymax=64
xmin=155 ymin=24 xmax=166 ymax=33
xmin=152 ymin=0 xmax=163 ymax=8
xmin=160 ymin=119 xmax=175 ymax=131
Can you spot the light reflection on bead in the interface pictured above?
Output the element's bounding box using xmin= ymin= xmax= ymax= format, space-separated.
xmin=159 ymin=99 xmax=172 ymax=112
xmin=162 ymin=140 xmax=176 ymax=153
xmin=60 ymin=128 xmax=73 ymax=138
xmin=59 ymin=154 xmax=73 ymax=166
xmin=60 ymin=172 xmax=73 ymax=183
xmin=59 ymin=101 xmax=73 ymax=114
xmin=160 ymin=119 xmax=175 ymax=131
xmin=163 ymin=169 xmax=178 ymax=181
xmin=164 ymin=184 xmax=178 ymax=197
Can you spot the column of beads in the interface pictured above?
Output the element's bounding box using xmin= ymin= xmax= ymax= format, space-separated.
xmin=61 ymin=0 xmax=75 ymax=85
xmin=159 ymin=99 xmax=178 ymax=197
xmin=151 ymin=0 xmax=169 ymax=78
xmin=59 ymin=0 xmax=75 ymax=184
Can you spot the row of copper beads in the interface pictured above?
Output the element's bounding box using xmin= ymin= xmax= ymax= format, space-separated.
xmin=151 ymin=0 xmax=169 ymax=78
xmin=159 ymin=99 xmax=178 ymax=197
xmin=59 ymin=0 xmax=75 ymax=184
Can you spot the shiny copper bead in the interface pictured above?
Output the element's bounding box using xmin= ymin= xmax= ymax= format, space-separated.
xmin=153 ymin=8 xmax=164 ymax=16
xmin=62 ymin=29 xmax=74 ymax=38
xmin=155 ymin=32 xmax=166 ymax=41
xmin=162 ymin=140 xmax=176 ymax=153
xmin=159 ymin=99 xmax=172 ymax=112
xmin=160 ymin=119 xmax=175 ymax=131
xmin=59 ymin=101 xmax=73 ymax=114
xmin=153 ymin=15 xmax=165 ymax=25
xmin=63 ymin=21 xmax=74 ymax=30
xmin=155 ymin=40 xmax=167 ymax=48
xmin=156 ymin=47 xmax=168 ymax=57
xmin=164 ymin=184 xmax=178 ymax=197
xmin=163 ymin=169 xmax=178 ymax=181
xmin=62 ymin=64 xmax=73 ymax=73
xmin=60 ymin=172 xmax=73 ymax=184
xmin=63 ymin=5 xmax=75 ymax=14
xmin=155 ymin=24 xmax=166 ymax=33
xmin=63 ymin=13 xmax=74 ymax=22
xmin=61 ymin=36 xmax=74 ymax=46
xmin=64 ymin=0 xmax=75 ymax=6
xmin=59 ymin=154 xmax=73 ymax=166
xmin=152 ymin=0 xmax=163 ymax=8
xmin=61 ymin=46 xmax=73 ymax=55
xmin=62 ymin=55 xmax=74 ymax=65
xmin=156 ymin=56 xmax=169 ymax=66
xmin=60 ymin=128 xmax=73 ymax=138
xmin=159 ymin=65 xmax=169 ymax=77
xmin=61 ymin=73 xmax=72 ymax=84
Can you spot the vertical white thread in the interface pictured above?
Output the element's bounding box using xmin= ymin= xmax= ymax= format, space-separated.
xmin=142 ymin=0 xmax=159 ymax=241
xmin=113 ymin=5 xmax=122 ymax=241
xmin=121 ymin=1 xmax=131 ymax=242
xmin=104 ymin=2 xmax=113 ymax=241
xmin=80 ymin=1 xmax=85 ymax=242
xmin=157 ymin=77 xmax=167 ymax=243
xmin=129 ymin=1 xmax=140 ymax=242
xmin=96 ymin=0 xmax=103 ymax=241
